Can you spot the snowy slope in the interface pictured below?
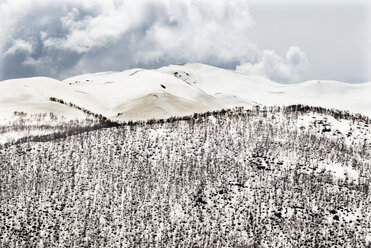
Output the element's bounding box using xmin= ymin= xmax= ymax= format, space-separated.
xmin=0 ymin=77 xmax=87 ymax=119
xmin=0 ymin=63 xmax=370 ymax=122
xmin=63 ymin=68 xmax=223 ymax=120
xmin=157 ymin=64 xmax=371 ymax=115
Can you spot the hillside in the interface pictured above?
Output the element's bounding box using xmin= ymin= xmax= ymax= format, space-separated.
xmin=0 ymin=107 xmax=370 ymax=247
xmin=1 ymin=63 xmax=370 ymax=124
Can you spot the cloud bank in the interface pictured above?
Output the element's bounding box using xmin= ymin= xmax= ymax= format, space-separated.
xmin=0 ymin=0 xmax=309 ymax=83
xmin=236 ymin=47 xmax=310 ymax=83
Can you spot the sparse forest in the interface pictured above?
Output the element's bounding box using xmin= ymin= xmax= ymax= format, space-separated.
xmin=0 ymin=106 xmax=370 ymax=247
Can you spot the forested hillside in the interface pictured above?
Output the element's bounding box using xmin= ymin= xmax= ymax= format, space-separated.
xmin=1 ymin=106 xmax=370 ymax=247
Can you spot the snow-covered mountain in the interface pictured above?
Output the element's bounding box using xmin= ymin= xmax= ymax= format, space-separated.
xmin=1 ymin=63 xmax=370 ymax=122
xmin=1 ymin=65 xmax=370 ymax=246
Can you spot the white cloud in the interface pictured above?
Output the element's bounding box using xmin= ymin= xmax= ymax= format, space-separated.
xmin=236 ymin=46 xmax=309 ymax=83
xmin=0 ymin=0 xmax=308 ymax=83
xmin=5 ymin=40 xmax=33 ymax=55
xmin=41 ymin=0 xmax=255 ymax=59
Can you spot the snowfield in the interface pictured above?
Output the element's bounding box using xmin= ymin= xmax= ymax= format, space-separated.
xmin=1 ymin=63 xmax=370 ymax=122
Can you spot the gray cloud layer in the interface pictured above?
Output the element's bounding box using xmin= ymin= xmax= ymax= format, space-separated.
xmin=1 ymin=0 xmax=312 ymax=83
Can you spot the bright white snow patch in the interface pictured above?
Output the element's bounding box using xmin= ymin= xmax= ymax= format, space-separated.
xmin=321 ymin=163 xmax=359 ymax=182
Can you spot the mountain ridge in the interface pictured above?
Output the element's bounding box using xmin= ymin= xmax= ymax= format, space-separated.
xmin=1 ymin=63 xmax=370 ymax=121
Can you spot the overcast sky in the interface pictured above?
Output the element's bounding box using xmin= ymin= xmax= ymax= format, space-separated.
xmin=0 ymin=0 xmax=370 ymax=83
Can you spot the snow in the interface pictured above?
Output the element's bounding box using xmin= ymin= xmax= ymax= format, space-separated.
xmin=297 ymin=113 xmax=371 ymax=147
xmin=321 ymin=163 xmax=359 ymax=182
xmin=0 ymin=77 xmax=100 ymax=119
xmin=0 ymin=129 xmax=56 ymax=145
xmin=1 ymin=63 xmax=370 ymax=121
